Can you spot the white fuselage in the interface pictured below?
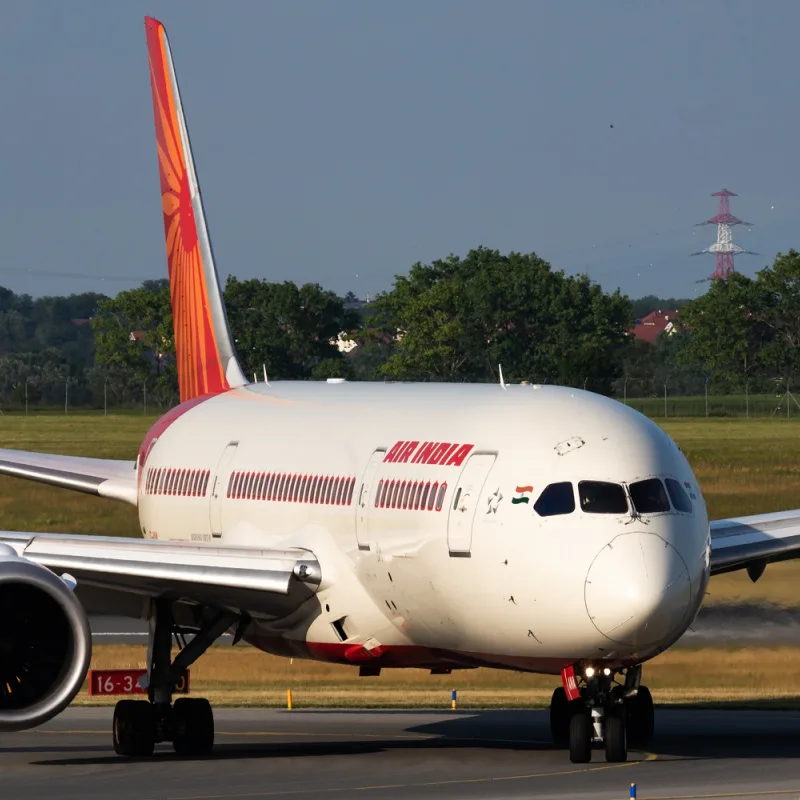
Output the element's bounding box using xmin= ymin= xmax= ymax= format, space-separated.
xmin=136 ymin=382 xmax=709 ymax=674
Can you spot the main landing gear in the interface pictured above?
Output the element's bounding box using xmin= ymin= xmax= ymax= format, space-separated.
xmin=112 ymin=599 xmax=237 ymax=757
xmin=549 ymin=665 xmax=654 ymax=764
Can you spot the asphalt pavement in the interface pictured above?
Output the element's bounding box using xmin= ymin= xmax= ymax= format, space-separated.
xmin=2 ymin=707 xmax=799 ymax=800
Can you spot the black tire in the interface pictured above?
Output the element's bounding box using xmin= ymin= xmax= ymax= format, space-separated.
xmin=549 ymin=687 xmax=570 ymax=747
xmin=569 ymin=708 xmax=592 ymax=764
xmin=605 ymin=705 xmax=627 ymax=763
xmin=626 ymin=685 xmax=655 ymax=746
xmin=172 ymin=697 xmax=214 ymax=756
xmin=113 ymin=699 xmax=155 ymax=757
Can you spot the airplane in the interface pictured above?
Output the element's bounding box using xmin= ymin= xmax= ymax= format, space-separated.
xmin=0 ymin=15 xmax=797 ymax=766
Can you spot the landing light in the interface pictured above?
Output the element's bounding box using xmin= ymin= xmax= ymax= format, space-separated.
xmin=603 ymin=668 xmax=611 ymax=676
xmin=585 ymin=667 xmax=595 ymax=678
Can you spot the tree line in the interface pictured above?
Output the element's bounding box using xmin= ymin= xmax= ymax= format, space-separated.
xmin=0 ymin=246 xmax=797 ymax=410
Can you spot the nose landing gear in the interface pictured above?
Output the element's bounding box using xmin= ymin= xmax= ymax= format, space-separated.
xmin=550 ymin=664 xmax=654 ymax=763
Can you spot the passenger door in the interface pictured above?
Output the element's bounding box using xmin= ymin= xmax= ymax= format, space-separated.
xmin=209 ymin=441 xmax=239 ymax=538
xmin=447 ymin=452 xmax=497 ymax=556
xmin=356 ymin=448 xmax=386 ymax=551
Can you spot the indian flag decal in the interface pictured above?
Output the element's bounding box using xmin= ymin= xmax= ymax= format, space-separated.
xmin=512 ymin=486 xmax=533 ymax=504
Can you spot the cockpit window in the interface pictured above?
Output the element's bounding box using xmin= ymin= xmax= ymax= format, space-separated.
xmin=534 ymin=482 xmax=575 ymax=517
xmin=629 ymin=478 xmax=671 ymax=514
xmin=578 ymin=481 xmax=628 ymax=514
xmin=665 ymin=478 xmax=693 ymax=513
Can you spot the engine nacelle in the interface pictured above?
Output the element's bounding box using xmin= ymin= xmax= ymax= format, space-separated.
xmin=0 ymin=546 xmax=91 ymax=731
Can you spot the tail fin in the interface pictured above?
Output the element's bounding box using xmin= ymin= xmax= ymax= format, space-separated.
xmin=144 ymin=17 xmax=247 ymax=403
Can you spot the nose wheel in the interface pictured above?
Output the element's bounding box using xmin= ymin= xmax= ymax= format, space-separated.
xmin=554 ymin=665 xmax=653 ymax=763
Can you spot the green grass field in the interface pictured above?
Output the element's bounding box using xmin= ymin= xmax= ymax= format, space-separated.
xmin=1 ymin=413 xmax=799 ymax=706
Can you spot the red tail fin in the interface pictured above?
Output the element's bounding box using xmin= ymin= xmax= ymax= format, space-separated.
xmin=144 ymin=17 xmax=247 ymax=403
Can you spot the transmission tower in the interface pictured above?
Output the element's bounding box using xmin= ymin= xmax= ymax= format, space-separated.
xmin=691 ymin=189 xmax=756 ymax=280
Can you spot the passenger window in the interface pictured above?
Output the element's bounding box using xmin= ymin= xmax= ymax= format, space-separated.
xmin=347 ymin=477 xmax=356 ymax=505
xmin=630 ymin=478 xmax=671 ymax=514
xmin=665 ymin=478 xmax=693 ymax=513
xmin=375 ymin=480 xmax=383 ymax=507
xmin=421 ymin=481 xmax=431 ymax=510
xmin=435 ymin=482 xmax=447 ymax=511
xmin=534 ymin=482 xmax=575 ymax=517
xmin=578 ymin=481 xmax=628 ymax=514
xmin=201 ymin=471 xmax=210 ymax=496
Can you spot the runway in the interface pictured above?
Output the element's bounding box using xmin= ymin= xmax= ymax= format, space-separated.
xmin=2 ymin=707 xmax=799 ymax=800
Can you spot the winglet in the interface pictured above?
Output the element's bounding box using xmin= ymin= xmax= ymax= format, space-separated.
xmin=144 ymin=17 xmax=247 ymax=402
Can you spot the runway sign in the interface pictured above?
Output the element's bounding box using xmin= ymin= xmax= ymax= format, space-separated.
xmin=88 ymin=668 xmax=190 ymax=696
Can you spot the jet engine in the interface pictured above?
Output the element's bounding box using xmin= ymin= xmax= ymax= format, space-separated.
xmin=0 ymin=545 xmax=91 ymax=731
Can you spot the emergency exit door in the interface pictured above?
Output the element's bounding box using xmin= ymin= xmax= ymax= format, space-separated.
xmin=209 ymin=441 xmax=238 ymax=538
xmin=355 ymin=449 xmax=385 ymax=551
xmin=447 ymin=452 xmax=497 ymax=555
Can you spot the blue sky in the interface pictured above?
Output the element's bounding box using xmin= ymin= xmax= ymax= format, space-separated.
xmin=1 ymin=0 xmax=797 ymax=301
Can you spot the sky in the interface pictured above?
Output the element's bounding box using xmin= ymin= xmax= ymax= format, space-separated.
xmin=1 ymin=0 xmax=798 ymax=302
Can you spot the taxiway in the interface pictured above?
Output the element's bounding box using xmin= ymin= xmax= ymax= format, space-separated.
xmin=1 ymin=707 xmax=798 ymax=799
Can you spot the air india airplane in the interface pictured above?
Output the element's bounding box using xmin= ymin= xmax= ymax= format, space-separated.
xmin=0 ymin=16 xmax=796 ymax=766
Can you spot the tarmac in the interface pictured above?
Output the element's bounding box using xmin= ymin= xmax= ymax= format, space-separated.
xmin=2 ymin=707 xmax=799 ymax=799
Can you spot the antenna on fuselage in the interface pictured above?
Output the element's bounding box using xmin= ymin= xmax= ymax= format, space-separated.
xmin=498 ymin=364 xmax=506 ymax=390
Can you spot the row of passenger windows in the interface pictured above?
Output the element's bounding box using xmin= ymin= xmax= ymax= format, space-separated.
xmin=145 ymin=467 xmax=211 ymax=497
xmin=227 ymin=471 xmax=356 ymax=506
xmin=534 ymin=477 xmax=693 ymax=518
xmin=374 ymin=479 xmax=448 ymax=512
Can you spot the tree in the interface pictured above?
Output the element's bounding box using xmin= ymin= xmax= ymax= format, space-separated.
xmin=631 ymin=295 xmax=690 ymax=319
xmin=677 ymin=272 xmax=772 ymax=393
xmin=755 ymin=250 xmax=800 ymax=387
xmin=91 ymin=282 xmax=177 ymax=406
xmin=372 ymin=247 xmax=632 ymax=391
xmin=224 ymin=278 xmax=360 ymax=380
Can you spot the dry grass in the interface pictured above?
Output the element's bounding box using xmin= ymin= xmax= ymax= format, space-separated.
xmin=78 ymin=644 xmax=800 ymax=708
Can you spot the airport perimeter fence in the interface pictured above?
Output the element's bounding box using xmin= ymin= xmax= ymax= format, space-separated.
xmin=0 ymin=373 xmax=799 ymax=419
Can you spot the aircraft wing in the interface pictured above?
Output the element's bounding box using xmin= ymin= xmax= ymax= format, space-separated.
xmin=0 ymin=531 xmax=322 ymax=620
xmin=709 ymin=509 xmax=800 ymax=577
xmin=0 ymin=448 xmax=137 ymax=505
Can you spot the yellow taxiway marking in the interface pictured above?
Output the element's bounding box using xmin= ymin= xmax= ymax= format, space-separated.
xmin=163 ymin=761 xmax=639 ymax=800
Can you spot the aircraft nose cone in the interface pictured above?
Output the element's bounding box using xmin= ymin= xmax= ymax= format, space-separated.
xmin=585 ymin=532 xmax=691 ymax=649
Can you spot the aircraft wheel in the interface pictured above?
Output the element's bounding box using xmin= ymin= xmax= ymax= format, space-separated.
xmin=626 ymin=685 xmax=655 ymax=746
xmin=549 ymin=687 xmax=571 ymax=747
xmin=604 ymin=704 xmax=627 ymax=763
xmin=113 ymin=699 xmax=155 ymax=756
xmin=569 ymin=708 xmax=592 ymax=763
xmin=172 ymin=697 xmax=214 ymax=756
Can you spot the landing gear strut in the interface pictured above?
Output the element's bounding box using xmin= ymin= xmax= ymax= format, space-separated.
xmin=550 ymin=664 xmax=654 ymax=764
xmin=112 ymin=599 xmax=236 ymax=757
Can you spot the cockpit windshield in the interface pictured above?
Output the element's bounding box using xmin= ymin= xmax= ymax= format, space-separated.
xmin=629 ymin=478 xmax=671 ymax=514
xmin=534 ymin=482 xmax=575 ymax=517
xmin=665 ymin=478 xmax=693 ymax=513
xmin=578 ymin=481 xmax=628 ymax=514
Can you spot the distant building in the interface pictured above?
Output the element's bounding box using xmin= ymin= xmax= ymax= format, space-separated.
xmin=630 ymin=310 xmax=679 ymax=345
